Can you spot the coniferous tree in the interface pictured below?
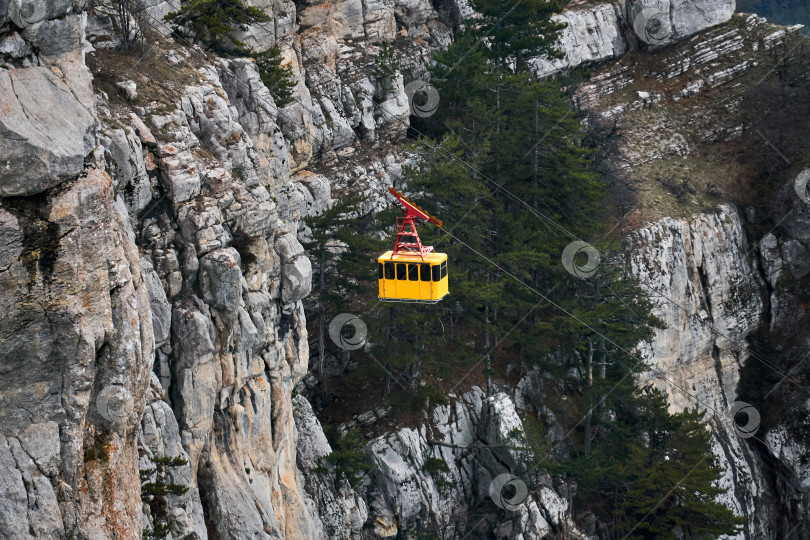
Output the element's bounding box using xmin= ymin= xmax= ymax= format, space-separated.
xmin=164 ymin=0 xmax=270 ymax=53
xmin=469 ymin=0 xmax=567 ymax=68
xmin=165 ymin=2 xmax=297 ymax=110
xmin=303 ymin=195 xmax=381 ymax=394
xmin=255 ymin=45 xmax=296 ymax=107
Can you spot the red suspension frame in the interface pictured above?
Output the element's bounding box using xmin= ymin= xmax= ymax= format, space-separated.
xmin=387 ymin=187 xmax=442 ymax=259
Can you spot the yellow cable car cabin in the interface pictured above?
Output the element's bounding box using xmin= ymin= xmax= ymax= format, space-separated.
xmin=379 ymin=187 xmax=448 ymax=303
xmin=377 ymin=251 xmax=448 ymax=303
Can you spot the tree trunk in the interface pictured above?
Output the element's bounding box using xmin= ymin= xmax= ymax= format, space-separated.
xmin=318 ymin=250 xmax=327 ymax=395
xmin=484 ymin=303 xmax=491 ymax=397
xmin=383 ymin=363 xmax=393 ymax=396
xmin=584 ymin=336 xmax=594 ymax=455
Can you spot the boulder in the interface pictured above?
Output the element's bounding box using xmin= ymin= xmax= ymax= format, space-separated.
xmin=627 ymin=0 xmax=736 ymax=48
xmin=531 ymin=5 xmax=626 ymax=78
xmin=21 ymin=13 xmax=84 ymax=58
xmin=142 ymin=259 xmax=172 ymax=346
xmin=200 ymin=248 xmax=243 ymax=311
xmin=274 ymin=232 xmax=313 ymax=303
xmin=0 ymin=67 xmax=95 ymax=196
xmin=116 ymin=80 xmax=138 ymax=101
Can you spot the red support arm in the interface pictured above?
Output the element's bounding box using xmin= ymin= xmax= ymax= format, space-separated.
xmin=387 ymin=187 xmax=442 ymax=258
xmin=388 ymin=187 xmax=442 ymax=227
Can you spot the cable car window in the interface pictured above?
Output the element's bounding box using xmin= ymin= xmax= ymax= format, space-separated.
xmin=431 ymin=265 xmax=440 ymax=282
xmin=378 ymin=263 xmax=384 ymax=279
xmin=441 ymin=261 xmax=447 ymax=279
xmin=420 ymin=264 xmax=430 ymax=281
xmin=408 ymin=264 xmax=419 ymax=281
xmin=396 ymin=263 xmax=407 ymax=280
xmin=385 ymin=262 xmax=395 ymax=280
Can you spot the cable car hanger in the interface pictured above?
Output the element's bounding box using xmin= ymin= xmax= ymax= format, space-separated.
xmin=388 ymin=187 xmax=443 ymax=258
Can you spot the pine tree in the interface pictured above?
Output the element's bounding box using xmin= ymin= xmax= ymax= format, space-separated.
xmin=255 ymin=45 xmax=296 ymax=107
xmin=140 ymin=455 xmax=190 ymax=539
xmin=563 ymin=392 xmax=745 ymax=539
xmin=164 ymin=0 xmax=270 ymax=53
xmin=469 ymin=0 xmax=567 ymax=69
xmin=389 ymin=10 xmax=744 ymax=538
xmin=618 ymin=397 xmax=746 ymax=539
xmin=303 ymin=194 xmax=382 ymax=395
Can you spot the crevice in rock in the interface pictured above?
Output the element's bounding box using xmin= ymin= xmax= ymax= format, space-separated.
xmin=196 ymin=463 xmax=220 ymax=540
xmin=696 ymin=262 xmax=713 ymax=316
xmin=712 ymin=420 xmax=747 ymax=517
xmin=751 ymin=247 xmax=774 ymax=326
xmin=712 ymin=344 xmax=728 ymax=406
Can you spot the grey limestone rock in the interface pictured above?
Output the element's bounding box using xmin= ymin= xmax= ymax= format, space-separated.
xmin=274 ymin=231 xmax=313 ymax=303
xmin=0 ymin=66 xmax=95 ymax=196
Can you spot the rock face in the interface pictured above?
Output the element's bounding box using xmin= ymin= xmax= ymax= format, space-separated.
xmin=0 ymin=1 xmax=96 ymax=197
xmin=0 ymin=66 xmax=96 ymax=196
xmin=531 ymin=4 xmax=628 ymax=78
xmin=0 ymin=0 xmax=439 ymax=533
xmin=2 ymin=0 xmax=809 ymax=539
xmin=293 ymin=395 xmax=369 ymax=539
xmin=567 ymin=9 xmax=810 ymax=538
xmin=622 ymin=193 xmax=810 ymax=539
xmin=626 ymin=206 xmax=773 ymax=538
xmin=0 ymin=167 xmax=153 ymax=539
xmin=295 ymin=386 xmax=590 ymax=539
xmin=627 ymin=206 xmax=764 ymax=413
xmin=127 ymin=63 xmax=322 ymax=538
xmin=0 ymin=2 xmax=153 ymax=538
xmin=523 ymin=0 xmax=736 ymax=78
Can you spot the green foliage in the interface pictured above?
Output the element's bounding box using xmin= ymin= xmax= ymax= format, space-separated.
xmin=143 ymin=522 xmax=172 ymax=540
xmin=150 ymin=455 xmax=189 ymax=466
xmin=401 ymin=519 xmax=442 ymax=540
xmin=304 ymin=194 xmax=381 ymax=314
xmin=303 ymin=194 xmax=384 ymax=394
xmin=423 ymin=457 xmax=450 ymax=475
xmin=423 ymin=457 xmax=452 ymax=495
xmin=298 ymin=5 xmax=742 ymax=536
xmin=164 ymin=0 xmax=270 ymax=53
xmin=256 ymin=45 xmax=296 ymax=107
xmin=140 ymin=454 xmax=190 ymax=539
xmin=386 ymin=381 xmax=451 ymax=413
xmin=322 ymin=429 xmax=376 ymax=488
xmin=468 ymin=0 xmax=567 ymax=68
xmin=373 ymin=41 xmax=399 ymax=94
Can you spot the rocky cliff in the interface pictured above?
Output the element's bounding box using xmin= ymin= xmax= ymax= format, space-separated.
xmin=1 ymin=0 xmax=808 ymax=539
xmin=0 ymin=0 xmax=427 ymax=536
xmin=572 ymin=10 xmax=810 ymax=537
